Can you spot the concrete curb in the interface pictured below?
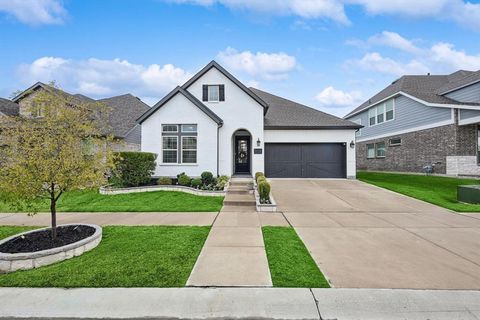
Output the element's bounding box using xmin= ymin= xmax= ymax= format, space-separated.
xmin=1 ymin=288 xmax=480 ymax=319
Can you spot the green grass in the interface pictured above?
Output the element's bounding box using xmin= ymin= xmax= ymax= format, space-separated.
xmin=0 ymin=189 xmax=224 ymax=212
xmin=0 ymin=226 xmax=210 ymax=287
xmin=262 ymin=227 xmax=330 ymax=288
xmin=357 ymin=171 xmax=480 ymax=212
xmin=0 ymin=226 xmax=36 ymax=240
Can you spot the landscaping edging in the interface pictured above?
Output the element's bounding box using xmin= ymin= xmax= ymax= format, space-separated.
xmin=99 ymin=185 xmax=227 ymax=197
xmin=253 ymin=180 xmax=277 ymax=212
xmin=0 ymin=224 xmax=102 ymax=273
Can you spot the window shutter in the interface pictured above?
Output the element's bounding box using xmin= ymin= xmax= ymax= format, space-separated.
xmin=219 ymin=85 xmax=225 ymax=101
xmin=202 ymin=85 xmax=208 ymax=101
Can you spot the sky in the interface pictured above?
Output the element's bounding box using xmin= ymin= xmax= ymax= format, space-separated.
xmin=1 ymin=0 xmax=480 ymax=117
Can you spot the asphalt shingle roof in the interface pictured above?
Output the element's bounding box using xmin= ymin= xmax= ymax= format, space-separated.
xmin=251 ymin=88 xmax=362 ymax=129
xmin=0 ymin=98 xmax=19 ymax=116
xmin=344 ymin=70 xmax=480 ymax=118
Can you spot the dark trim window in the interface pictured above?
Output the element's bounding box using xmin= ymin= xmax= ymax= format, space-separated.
xmin=161 ymin=124 xmax=198 ymax=164
xmin=367 ymin=144 xmax=375 ymax=159
xmin=389 ymin=138 xmax=402 ymax=146
xmin=375 ymin=142 xmax=386 ymax=158
xmin=203 ymin=84 xmax=225 ymax=102
xmin=208 ymin=85 xmax=219 ymax=102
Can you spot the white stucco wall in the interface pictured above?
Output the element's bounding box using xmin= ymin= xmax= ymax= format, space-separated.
xmin=141 ymin=93 xmax=218 ymax=177
xmin=264 ymin=129 xmax=357 ymax=178
xmin=186 ymin=67 xmax=265 ymax=176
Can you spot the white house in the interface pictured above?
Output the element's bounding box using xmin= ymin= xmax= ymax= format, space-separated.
xmin=138 ymin=61 xmax=361 ymax=179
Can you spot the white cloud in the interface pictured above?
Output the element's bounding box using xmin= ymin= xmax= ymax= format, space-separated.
xmin=0 ymin=0 xmax=67 ymax=25
xmin=17 ymin=57 xmax=192 ymax=100
xmin=217 ymin=47 xmax=297 ymax=80
xmin=429 ymin=42 xmax=480 ymax=71
xmin=351 ymin=52 xmax=429 ymax=76
xmin=315 ymin=86 xmax=363 ymax=107
xmin=367 ymin=31 xmax=421 ymax=54
xmin=167 ymin=0 xmax=350 ymax=24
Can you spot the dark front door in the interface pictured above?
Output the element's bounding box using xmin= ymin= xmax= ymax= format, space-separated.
xmin=265 ymin=143 xmax=347 ymax=178
xmin=235 ymin=136 xmax=250 ymax=174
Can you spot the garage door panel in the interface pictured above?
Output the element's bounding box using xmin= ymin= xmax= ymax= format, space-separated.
xmin=265 ymin=143 xmax=346 ymax=178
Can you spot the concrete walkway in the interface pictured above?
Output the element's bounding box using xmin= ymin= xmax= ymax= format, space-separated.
xmin=1 ymin=287 xmax=479 ymax=319
xmin=0 ymin=212 xmax=218 ymax=226
xmin=187 ymin=179 xmax=286 ymax=287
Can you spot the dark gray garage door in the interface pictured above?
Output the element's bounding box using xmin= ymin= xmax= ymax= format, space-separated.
xmin=265 ymin=143 xmax=347 ymax=178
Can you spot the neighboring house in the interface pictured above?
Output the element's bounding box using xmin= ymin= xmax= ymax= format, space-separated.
xmin=344 ymin=70 xmax=480 ymax=176
xmin=11 ymin=83 xmax=150 ymax=151
xmin=0 ymin=97 xmax=19 ymax=118
xmin=138 ymin=61 xmax=361 ymax=179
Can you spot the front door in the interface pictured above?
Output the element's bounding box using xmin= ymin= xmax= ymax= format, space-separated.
xmin=234 ymin=136 xmax=250 ymax=174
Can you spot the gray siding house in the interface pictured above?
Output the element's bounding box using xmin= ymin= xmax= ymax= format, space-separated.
xmin=344 ymin=70 xmax=480 ymax=176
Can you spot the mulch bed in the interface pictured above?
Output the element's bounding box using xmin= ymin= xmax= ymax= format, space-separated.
xmin=0 ymin=225 xmax=95 ymax=254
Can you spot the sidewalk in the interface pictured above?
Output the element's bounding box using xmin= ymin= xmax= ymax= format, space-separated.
xmin=0 ymin=287 xmax=479 ymax=320
xmin=0 ymin=212 xmax=218 ymax=226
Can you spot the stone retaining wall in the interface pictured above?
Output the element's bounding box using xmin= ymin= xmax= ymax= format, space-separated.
xmin=99 ymin=185 xmax=226 ymax=197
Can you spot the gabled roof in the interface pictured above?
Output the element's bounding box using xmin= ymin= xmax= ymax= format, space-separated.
xmin=12 ymin=82 xmax=150 ymax=138
xmin=251 ymin=88 xmax=362 ymax=130
xmin=137 ymin=86 xmax=223 ymax=125
xmin=182 ymin=60 xmax=268 ymax=114
xmin=98 ymin=94 xmax=150 ymax=138
xmin=344 ymin=70 xmax=480 ymax=118
xmin=0 ymin=97 xmax=19 ymax=116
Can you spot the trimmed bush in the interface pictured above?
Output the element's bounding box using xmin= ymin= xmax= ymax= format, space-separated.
xmin=201 ymin=171 xmax=214 ymax=185
xmin=258 ymin=181 xmax=271 ymax=202
xmin=157 ymin=177 xmax=172 ymax=185
xmin=112 ymin=152 xmax=157 ymax=187
xmin=216 ymin=175 xmax=229 ymax=189
xmin=255 ymin=172 xmax=264 ymax=182
xmin=178 ymin=174 xmax=191 ymax=186
xmin=257 ymin=176 xmax=267 ymax=184
xmin=191 ymin=178 xmax=202 ymax=188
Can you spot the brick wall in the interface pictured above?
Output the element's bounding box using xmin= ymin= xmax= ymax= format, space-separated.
xmin=356 ymin=124 xmax=477 ymax=174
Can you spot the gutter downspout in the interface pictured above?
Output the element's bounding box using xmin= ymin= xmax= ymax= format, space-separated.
xmin=217 ymin=123 xmax=223 ymax=177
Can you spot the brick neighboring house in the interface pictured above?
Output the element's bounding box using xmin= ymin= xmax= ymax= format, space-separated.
xmin=10 ymin=83 xmax=150 ymax=151
xmin=344 ymin=70 xmax=480 ymax=176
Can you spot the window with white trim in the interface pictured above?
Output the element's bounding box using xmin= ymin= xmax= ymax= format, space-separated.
xmin=389 ymin=138 xmax=401 ymax=146
xmin=162 ymin=124 xmax=178 ymax=133
xmin=208 ymin=85 xmax=220 ymax=102
xmin=368 ymin=99 xmax=395 ymax=126
xmin=182 ymin=136 xmax=197 ymax=163
xmin=181 ymin=124 xmax=197 ymax=133
xmin=367 ymin=144 xmax=375 ymax=159
xmin=375 ymin=142 xmax=386 ymax=158
xmin=162 ymin=136 xmax=178 ymax=163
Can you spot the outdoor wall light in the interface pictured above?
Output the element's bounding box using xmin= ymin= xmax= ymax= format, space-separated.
xmin=257 ymin=138 xmax=261 ymax=147
xmin=350 ymin=141 xmax=355 ymax=148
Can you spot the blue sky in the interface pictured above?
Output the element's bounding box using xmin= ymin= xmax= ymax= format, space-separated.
xmin=1 ymin=0 xmax=480 ymax=116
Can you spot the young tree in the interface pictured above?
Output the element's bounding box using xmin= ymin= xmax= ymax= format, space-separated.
xmin=0 ymin=85 xmax=114 ymax=239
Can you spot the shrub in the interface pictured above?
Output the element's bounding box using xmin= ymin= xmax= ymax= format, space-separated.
xmin=201 ymin=171 xmax=214 ymax=185
xmin=216 ymin=175 xmax=229 ymax=189
xmin=255 ymin=172 xmax=264 ymax=182
xmin=178 ymin=174 xmax=191 ymax=186
xmin=112 ymin=152 xmax=157 ymax=187
xmin=258 ymin=181 xmax=271 ymax=202
xmin=191 ymin=178 xmax=202 ymax=188
xmin=257 ymin=176 xmax=267 ymax=184
xmin=157 ymin=177 xmax=172 ymax=185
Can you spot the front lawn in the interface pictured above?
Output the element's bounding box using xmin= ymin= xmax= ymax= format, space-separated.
xmin=0 ymin=226 xmax=210 ymax=287
xmin=262 ymin=226 xmax=330 ymax=288
xmin=357 ymin=171 xmax=480 ymax=212
xmin=0 ymin=189 xmax=224 ymax=212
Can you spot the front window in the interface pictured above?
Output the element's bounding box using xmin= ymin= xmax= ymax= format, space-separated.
xmin=162 ymin=136 xmax=178 ymax=163
xmin=162 ymin=124 xmax=178 ymax=133
xmin=181 ymin=124 xmax=197 ymax=133
xmin=389 ymin=138 xmax=401 ymax=146
xmin=375 ymin=142 xmax=386 ymax=158
xmin=208 ymin=85 xmax=220 ymax=102
xmin=367 ymin=144 xmax=375 ymax=159
xmin=376 ymin=105 xmax=385 ymax=124
xmin=369 ymin=99 xmax=395 ymax=126
xmin=182 ymin=136 xmax=197 ymax=164
xmin=369 ymin=108 xmax=376 ymax=126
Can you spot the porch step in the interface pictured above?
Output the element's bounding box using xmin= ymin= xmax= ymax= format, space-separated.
xmin=223 ymin=193 xmax=256 ymax=206
xmin=221 ymin=205 xmax=257 ymax=212
xmin=227 ymin=189 xmax=254 ymax=195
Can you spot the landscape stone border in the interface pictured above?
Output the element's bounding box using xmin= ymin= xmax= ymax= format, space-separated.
xmin=0 ymin=224 xmax=102 ymax=274
xmin=100 ymin=184 xmax=227 ymax=197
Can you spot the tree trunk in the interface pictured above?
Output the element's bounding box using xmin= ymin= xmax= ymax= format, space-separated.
xmin=50 ymin=185 xmax=57 ymax=240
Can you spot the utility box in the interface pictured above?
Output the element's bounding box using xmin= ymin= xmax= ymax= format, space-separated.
xmin=458 ymin=185 xmax=480 ymax=204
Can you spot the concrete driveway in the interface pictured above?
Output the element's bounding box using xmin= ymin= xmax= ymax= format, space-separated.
xmin=270 ymin=179 xmax=480 ymax=289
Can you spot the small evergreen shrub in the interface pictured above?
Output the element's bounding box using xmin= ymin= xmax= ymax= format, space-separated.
xmin=111 ymin=152 xmax=157 ymax=187
xmin=157 ymin=177 xmax=172 ymax=185
xmin=255 ymin=172 xmax=264 ymax=182
xmin=178 ymin=174 xmax=191 ymax=186
xmin=216 ymin=175 xmax=229 ymax=189
xmin=201 ymin=171 xmax=214 ymax=185
xmin=258 ymin=181 xmax=271 ymax=202
xmin=191 ymin=178 xmax=202 ymax=188
xmin=257 ymin=176 xmax=267 ymax=185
